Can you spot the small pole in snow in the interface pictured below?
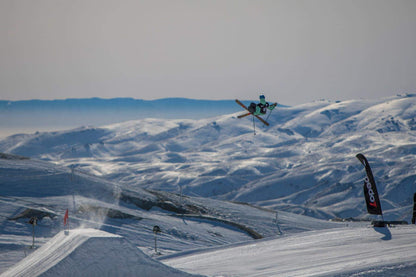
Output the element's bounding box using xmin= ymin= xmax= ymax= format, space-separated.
xmin=153 ymin=225 xmax=161 ymax=254
xmin=179 ymin=183 xmax=183 ymax=207
xmin=274 ymin=211 xmax=282 ymax=235
xmin=412 ymin=193 xmax=416 ymax=224
xmin=70 ymin=165 xmax=74 ymax=183
xmin=176 ymin=176 xmax=183 ymax=208
xmin=70 ymin=165 xmax=76 ymax=214
xmin=28 ymin=217 xmax=37 ymax=248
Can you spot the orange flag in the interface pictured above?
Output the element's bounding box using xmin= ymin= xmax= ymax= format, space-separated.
xmin=64 ymin=209 xmax=69 ymax=226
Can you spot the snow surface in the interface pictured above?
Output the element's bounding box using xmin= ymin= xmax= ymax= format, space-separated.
xmin=1 ymin=228 xmax=198 ymax=277
xmin=0 ymin=154 xmax=342 ymax=275
xmin=2 ymin=94 xmax=415 ymax=221
xmin=1 ymin=95 xmax=416 ymax=276
xmin=163 ymin=226 xmax=416 ymax=277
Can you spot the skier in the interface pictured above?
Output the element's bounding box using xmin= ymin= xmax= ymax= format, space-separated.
xmin=248 ymin=94 xmax=275 ymax=115
xmin=235 ymin=95 xmax=277 ymax=128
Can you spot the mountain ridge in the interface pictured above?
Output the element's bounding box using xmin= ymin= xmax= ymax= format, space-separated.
xmin=2 ymin=94 xmax=415 ymax=222
xmin=0 ymin=97 xmax=284 ymax=138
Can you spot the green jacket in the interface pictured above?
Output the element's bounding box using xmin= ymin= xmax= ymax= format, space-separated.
xmin=253 ymin=97 xmax=275 ymax=115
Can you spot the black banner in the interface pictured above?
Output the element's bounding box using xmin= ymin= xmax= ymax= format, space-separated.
xmin=356 ymin=153 xmax=383 ymax=215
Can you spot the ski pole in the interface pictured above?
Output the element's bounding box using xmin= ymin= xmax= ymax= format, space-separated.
xmin=252 ymin=116 xmax=256 ymax=135
xmin=264 ymin=108 xmax=274 ymax=127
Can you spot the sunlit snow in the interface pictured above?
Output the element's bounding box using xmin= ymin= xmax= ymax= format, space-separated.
xmin=1 ymin=95 xmax=416 ymax=276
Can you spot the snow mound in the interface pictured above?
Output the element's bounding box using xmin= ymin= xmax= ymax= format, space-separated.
xmin=1 ymin=228 xmax=197 ymax=277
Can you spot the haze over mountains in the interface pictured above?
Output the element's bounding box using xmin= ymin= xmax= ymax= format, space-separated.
xmin=0 ymin=98 xmax=243 ymax=138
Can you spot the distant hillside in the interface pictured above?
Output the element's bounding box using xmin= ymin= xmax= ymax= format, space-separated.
xmin=0 ymin=151 xmax=340 ymax=273
xmin=2 ymin=94 xmax=416 ymax=223
xmin=0 ymin=98 xmax=241 ymax=113
xmin=0 ymin=98 xmax=255 ymax=137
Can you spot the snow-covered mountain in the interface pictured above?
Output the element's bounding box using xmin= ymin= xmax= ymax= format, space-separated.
xmin=0 ymin=152 xmax=340 ymax=275
xmin=0 ymin=98 xmax=242 ymax=138
xmin=2 ymin=94 xmax=415 ymax=221
xmin=1 ymin=94 xmax=416 ymax=276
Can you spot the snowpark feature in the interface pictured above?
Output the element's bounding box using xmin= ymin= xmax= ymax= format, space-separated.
xmin=1 ymin=94 xmax=416 ymax=276
xmin=1 ymin=228 xmax=198 ymax=277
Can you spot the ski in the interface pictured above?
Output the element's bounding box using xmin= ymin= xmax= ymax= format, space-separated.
xmin=235 ymin=99 xmax=269 ymax=126
xmin=237 ymin=112 xmax=251 ymax=118
xmin=239 ymin=103 xmax=277 ymax=119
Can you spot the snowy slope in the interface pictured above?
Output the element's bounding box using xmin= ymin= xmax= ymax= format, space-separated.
xmin=1 ymin=95 xmax=416 ymax=276
xmin=1 ymin=228 xmax=198 ymax=277
xmin=2 ymin=95 xmax=415 ymax=222
xmin=0 ymin=154 xmax=342 ymax=274
xmin=162 ymin=226 xmax=416 ymax=277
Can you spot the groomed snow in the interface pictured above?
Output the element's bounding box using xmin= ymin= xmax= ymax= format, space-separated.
xmin=1 ymin=228 xmax=198 ymax=277
xmin=163 ymin=226 xmax=416 ymax=277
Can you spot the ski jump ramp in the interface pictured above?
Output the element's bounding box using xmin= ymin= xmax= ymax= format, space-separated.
xmin=1 ymin=228 xmax=196 ymax=277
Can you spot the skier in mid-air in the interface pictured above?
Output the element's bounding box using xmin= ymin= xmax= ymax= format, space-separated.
xmin=247 ymin=94 xmax=276 ymax=115
xmin=235 ymin=94 xmax=277 ymax=132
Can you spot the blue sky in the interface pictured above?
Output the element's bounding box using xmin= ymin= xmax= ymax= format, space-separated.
xmin=1 ymin=0 xmax=416 ymax=105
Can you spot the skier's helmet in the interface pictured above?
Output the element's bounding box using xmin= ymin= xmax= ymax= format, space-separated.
xmin=260 ymin=94 xmax=265 ymax=100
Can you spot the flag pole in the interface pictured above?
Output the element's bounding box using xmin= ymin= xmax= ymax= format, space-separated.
xmin=64 ymin=209 xmax=69 ymax=234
